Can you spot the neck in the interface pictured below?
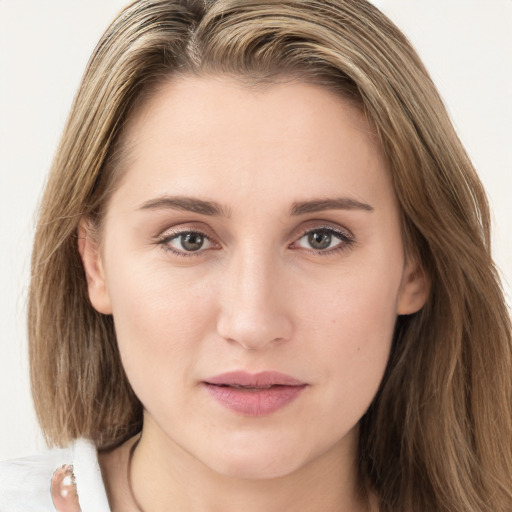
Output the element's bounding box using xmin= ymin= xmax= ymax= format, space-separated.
xmin=125 ymin=419 xmax=371 ymax=512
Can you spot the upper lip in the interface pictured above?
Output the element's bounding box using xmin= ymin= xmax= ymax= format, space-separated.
xmin=204 ymin=371 xmax=307 ymax=388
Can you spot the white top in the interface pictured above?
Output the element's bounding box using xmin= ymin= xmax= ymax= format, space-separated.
xmin=0 ymin=439 xmax=110 ymax=511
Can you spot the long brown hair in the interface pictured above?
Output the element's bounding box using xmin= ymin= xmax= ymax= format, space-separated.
xmin=28 ymin=1 xmax=512 ymax=510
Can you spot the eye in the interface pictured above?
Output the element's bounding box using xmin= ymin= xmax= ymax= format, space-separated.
xmin=293 ymin=227 xmax=353 ymax=253
xmin=159 ymin=230 xmax=215 ymax=255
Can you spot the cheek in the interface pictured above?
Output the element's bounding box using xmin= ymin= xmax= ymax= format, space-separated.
xmin=103 ymin=253 xmax=215 ymax=388
xmin=296 ymin=262 xmax=401 ymax=416
xmin=298 ymin=251 xmax=402 ymax=345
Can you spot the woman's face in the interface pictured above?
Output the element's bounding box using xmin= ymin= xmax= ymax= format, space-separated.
xmin=81 ymin=76 xmax=426 ymax=479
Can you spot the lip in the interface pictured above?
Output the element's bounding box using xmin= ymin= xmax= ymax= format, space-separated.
xmin=202 ymin=371 xmax=308 ymax=416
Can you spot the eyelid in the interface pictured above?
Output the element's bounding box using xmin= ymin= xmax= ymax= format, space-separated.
xmin=154 ymin=219 xmax=220 ymax=242
xmin=293 ymin=220 xmax=354 ymax=240
xmin=158 ymin=225 xmax=211 ymax=239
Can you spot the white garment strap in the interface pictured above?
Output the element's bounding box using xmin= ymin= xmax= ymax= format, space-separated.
xmin=72 ymin=439 xmax=110 ymax=512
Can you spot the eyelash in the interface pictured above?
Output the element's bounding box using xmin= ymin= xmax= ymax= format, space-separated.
xmin=155 ymin=225 xmax=355 ymax=258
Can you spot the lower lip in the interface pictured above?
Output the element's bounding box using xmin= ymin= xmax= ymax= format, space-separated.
xmin=203 ymin=383 xmax=307 ymax=416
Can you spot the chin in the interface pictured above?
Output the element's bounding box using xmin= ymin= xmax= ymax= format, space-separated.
xmin=214 ymin=461 xmax=301 ymax=481
xmin=204 ymin=443 xmax=308 ymax=480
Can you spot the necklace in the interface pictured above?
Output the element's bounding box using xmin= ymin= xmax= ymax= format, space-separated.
xmin=127 ymin=436 xmax=145 ymax=512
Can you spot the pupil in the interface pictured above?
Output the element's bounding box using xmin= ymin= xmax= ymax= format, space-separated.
xmin=308 ymin=230 xmax=331 ymax=250
xmin=181 ymin=233 xmax=204 ymax=251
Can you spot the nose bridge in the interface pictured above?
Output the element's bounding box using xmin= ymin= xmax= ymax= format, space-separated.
xmin=216 ymin=245 xmax=292 ymax=349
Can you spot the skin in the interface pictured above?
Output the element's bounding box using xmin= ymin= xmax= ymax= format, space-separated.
xmin=80 ymin=76 xmax=428 ymax=511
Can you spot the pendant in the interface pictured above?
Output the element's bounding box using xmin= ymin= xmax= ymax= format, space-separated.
xmin=51 ymin=464 xmax=81 ymax=512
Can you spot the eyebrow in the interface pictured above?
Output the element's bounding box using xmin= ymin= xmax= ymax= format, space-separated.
xmin=138 ymin=195 xmax=373 ymax=217
xmin=290 ymin=198 xmax=374 ymax=215
xmin=138 ymin=195 xmax=231 ymax=217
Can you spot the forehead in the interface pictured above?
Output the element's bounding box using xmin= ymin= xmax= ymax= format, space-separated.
xmin=110 ymin=75 xmax=392 ymax=213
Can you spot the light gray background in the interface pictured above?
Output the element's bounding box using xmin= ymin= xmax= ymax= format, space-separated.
xmin=1 ymin=0 xmax=511 ymax=460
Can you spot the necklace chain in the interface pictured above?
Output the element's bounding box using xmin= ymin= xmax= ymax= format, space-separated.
xmin=127 ymin=436 xmax=145 ymax=512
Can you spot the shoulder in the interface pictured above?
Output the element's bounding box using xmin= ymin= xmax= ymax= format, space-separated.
xmin=0 ymin=439 xmax=110 ymax=512
xmin=0 ymin=444 xmax=71 ymax=511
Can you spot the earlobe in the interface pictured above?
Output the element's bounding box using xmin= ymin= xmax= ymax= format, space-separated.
xmin=397 ymin=258 xmax=429 ymax=315
xmin=77 ymin=218 xmax=112 ymax=315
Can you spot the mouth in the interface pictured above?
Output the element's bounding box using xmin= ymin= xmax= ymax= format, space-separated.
xmin=213 ymin=384 xmax=279 ymax=390
xmin=202 ymin=371 xmax=308 ymax=416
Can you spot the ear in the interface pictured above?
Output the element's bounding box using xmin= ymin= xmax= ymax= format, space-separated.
xmin=77 ymin=218 xmax=112 ymax=314
xmin=397 ymin=256 xmax=429 ymax=315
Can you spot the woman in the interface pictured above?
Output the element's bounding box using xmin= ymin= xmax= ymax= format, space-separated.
xmin=1 ymin=0 xmax=511 ymax=510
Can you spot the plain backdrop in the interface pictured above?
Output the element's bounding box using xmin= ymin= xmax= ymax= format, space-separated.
xmin=1 ymin=0 xmax=511 ymax=460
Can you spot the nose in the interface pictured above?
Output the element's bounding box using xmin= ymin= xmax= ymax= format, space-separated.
xmin=216 ymin=249 xmax=293 ymax=350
